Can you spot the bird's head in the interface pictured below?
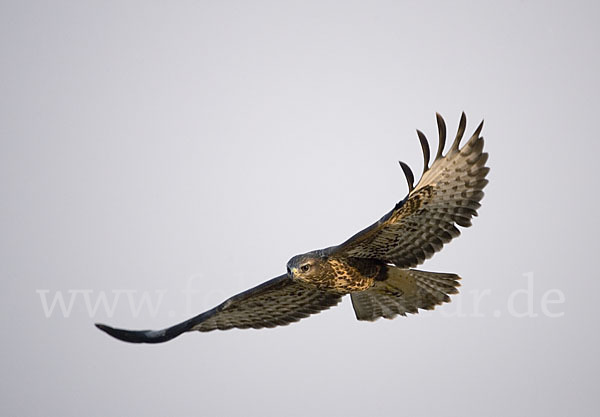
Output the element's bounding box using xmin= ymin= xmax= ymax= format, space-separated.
xmin=286 ymin=252 xmax=325 ymax=282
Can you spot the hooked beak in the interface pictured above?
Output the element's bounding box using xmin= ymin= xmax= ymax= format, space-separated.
xmin=287 ymin=266 xmax=298 ymax=278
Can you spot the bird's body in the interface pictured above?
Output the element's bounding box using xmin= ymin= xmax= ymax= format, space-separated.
xmin=96 ymin=113 xmax=489 ymax=344
xmin=288 ymin=252 xmax=385 ymax=293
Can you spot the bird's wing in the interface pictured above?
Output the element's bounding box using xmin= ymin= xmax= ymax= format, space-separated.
xmin=331 ymin=113 xmax=489 ymax=268
xmin=95 ymin=274 xmax=342 ymax=343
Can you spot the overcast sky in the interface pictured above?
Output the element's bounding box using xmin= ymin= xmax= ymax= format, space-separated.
xmin=1 ymin=1 xmax=599 ymax=416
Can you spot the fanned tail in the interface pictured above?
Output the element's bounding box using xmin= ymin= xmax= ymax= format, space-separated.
xmin=350 ymin=267 xmax=460 ymax=321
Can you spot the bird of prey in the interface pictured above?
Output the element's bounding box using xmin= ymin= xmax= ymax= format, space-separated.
xmin=96 ymin=113 xmax=488 ymax=343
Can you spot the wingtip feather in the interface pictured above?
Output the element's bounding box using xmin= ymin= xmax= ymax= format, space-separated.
xmin=398 ymin=160 xmax=415 ymax=192
xmin=435 ymin=113 xmax=447 ymax=160
xmin=451 ymin=112 xmax=467 ymax=151
xmin=471 ymin=119 xmax=484 ymax=139
xmin=416 ymin=129 xmax=431 ymax=174
xmin=95 ymin=322 xmax=149 ymax=344
xmin=95 ymin=322 xmax=187 ymax=344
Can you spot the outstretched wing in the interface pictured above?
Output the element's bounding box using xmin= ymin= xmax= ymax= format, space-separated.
xmin=95 ymin=275 xmax=342 ymax=343
xmin=331 ymin=113 xmax=489 ymax=268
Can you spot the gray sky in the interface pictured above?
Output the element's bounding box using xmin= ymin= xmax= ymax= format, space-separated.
xmin=1 ymin=1 xmax=598 ymax=416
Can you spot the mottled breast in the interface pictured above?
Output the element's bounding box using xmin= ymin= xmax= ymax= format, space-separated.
xmin=324 ymin=257 xmax=384 ymax=293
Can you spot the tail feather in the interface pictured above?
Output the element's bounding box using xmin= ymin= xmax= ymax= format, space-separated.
xmin=350 ymin=267 xmax=460 ymax=321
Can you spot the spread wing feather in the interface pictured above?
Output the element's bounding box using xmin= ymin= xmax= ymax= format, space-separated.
xmin=95 ymin=275 xmax=342 ymax=343
xmin=331 ymin=113 xmax=489 ymax=268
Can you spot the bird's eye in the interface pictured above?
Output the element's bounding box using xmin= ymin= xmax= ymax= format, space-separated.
xmin=300 ymin=264 xmax=311 ymax=273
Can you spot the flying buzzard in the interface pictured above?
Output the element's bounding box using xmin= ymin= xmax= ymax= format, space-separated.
xmin=96 ymin=113 xmax=488 ymax=343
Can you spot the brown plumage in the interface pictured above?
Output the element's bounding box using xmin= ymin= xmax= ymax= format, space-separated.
xmin=96 ymin=113 xmax=488 ymax=343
